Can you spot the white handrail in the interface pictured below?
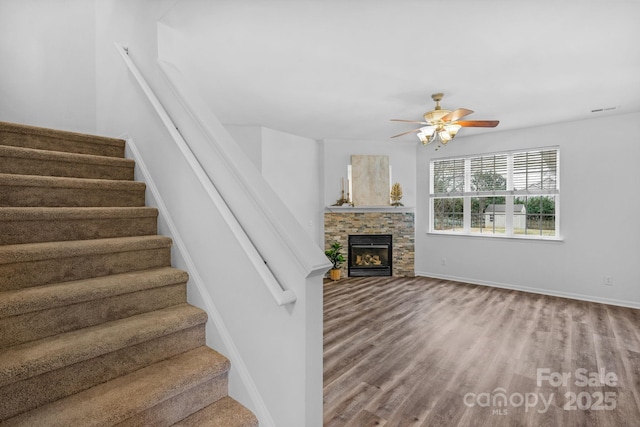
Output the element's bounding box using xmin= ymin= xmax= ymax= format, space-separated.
xmin=114 ymin=43 xmax=296 ymax=306
xmin=155 ymin=60 xmax=331 ymax=278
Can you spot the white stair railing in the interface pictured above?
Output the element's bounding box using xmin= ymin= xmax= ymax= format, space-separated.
xmin=115 ymin=42 xmax=298 ymax=306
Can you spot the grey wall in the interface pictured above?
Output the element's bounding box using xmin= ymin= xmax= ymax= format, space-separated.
xmin=0 ymin=0 xmax=96 ymax=133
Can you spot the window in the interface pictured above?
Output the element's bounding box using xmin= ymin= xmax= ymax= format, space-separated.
xmin=430 ymin=148 xmax=559 ymax=238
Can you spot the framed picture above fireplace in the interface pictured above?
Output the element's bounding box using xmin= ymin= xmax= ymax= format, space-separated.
xmin=350 ymin=155 xmax=390 ymax=206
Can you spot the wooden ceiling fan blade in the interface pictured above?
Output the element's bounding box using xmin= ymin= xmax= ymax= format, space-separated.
xmin=391 ymin=128 xmax=422 ymax=138
xmin=390 ymin=119 xmax=429 ymax=125
xmin=441 ymin=108 xmax=474 ymax=123
xmin=457 ymin=120 xmax=500 ymax=128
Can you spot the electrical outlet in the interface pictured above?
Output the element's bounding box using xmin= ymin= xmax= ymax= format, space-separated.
xmin=604 ymin=276 xmax=613 ymax=286
xmin=441 ymin=258 xmax=447 ymax=266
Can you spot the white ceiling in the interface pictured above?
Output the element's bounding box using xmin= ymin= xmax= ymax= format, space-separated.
xmin=165 ymin=0 xmax=640 ymax=142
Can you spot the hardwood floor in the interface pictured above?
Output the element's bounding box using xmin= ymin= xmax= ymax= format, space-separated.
xmin=323 ymin=276 xmax=640 ymax=427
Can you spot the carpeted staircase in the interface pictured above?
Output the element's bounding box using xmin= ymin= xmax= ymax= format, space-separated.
xmin=0 ymin=121 xmax=258 ymax=426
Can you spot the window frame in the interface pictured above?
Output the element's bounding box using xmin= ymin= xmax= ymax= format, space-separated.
xmin=429 ymin=147 xmax=560 ymax=240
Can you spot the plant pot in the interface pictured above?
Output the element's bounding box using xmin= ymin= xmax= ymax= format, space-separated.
xmin=329 ymin=269 xmax=341 ymax=281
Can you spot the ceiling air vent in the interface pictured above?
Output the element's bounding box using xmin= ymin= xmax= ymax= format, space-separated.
xmin=591 ymin=106 xmax=618 ymax=113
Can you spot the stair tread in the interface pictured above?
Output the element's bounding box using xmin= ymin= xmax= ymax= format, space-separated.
xmin=0 ymin=172 xmax=144 ymax=189
xmin=0 ymin=121 xmax=125 ymax=150
xmin=0 ymin=206 xmax=157 ymax=221
xmin=0 ymin=144 xmax=134 ymax=167
xmin=0 ymin=207 xmax=159 ymax=245
xmin=173 ymin=396 xmax=259 ymax=427
xmin=0 ymin=174 xmax=145 ymax=208
xmin=0 ymin=303 xmax=208 ymax=387
xmin=1 ymin=346 xmax=229 ymax=427
xmin=0 ymin=145 xmax=134 ymax=181
xmin=0 ymin=235 xmax=172 ymax=265
xmin=0 ymin=267 xmax=188 ymax=318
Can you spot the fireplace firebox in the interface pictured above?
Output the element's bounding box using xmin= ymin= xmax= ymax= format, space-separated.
xmin=348 ymin=234 xmax=392 ymax=277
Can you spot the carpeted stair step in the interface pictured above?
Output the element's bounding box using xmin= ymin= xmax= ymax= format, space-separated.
xmin=0 ymin=145 xmax=134 ymax=180
xmin=0 ymin=304 xmax=208 ymax=421
xmin=0 ymin=173 xmax=145 ymax=207
xmin=1 ymin=346 xmax=229 ymax=427
xmin=173 ymin=396 xmax=259 ymax=427
xmin=0 ymin=121 xmax=258 ymax=425
xmin=0 ymin=235 xmax=172 ymax=291
xmin=0 ymin=267 xmax=189 ymax=348
xmin=0 ymin=207 xmax=158 ymax=244
xmin=0 ymin=121 xmax=125 ymax=158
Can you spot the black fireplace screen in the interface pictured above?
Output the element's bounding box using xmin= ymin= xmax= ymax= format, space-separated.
xmin=348 ymin=234 xmax=392 ymax=277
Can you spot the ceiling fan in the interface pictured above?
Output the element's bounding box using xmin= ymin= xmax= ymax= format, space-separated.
xmin=391 ymin=93 xmax=499 ymax=149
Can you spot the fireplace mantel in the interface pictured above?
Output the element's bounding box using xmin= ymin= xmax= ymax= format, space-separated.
xmin=325 ymin=206 xmax=414 ymax=213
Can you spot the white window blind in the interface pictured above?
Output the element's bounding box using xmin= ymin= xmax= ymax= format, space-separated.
xmin=470 ymin=154 xmax=508 ymax=192
xmin=432 ymin=158 xmax=465 ymax=194
xmin=513 ymin=149 xmax=558 ymax=193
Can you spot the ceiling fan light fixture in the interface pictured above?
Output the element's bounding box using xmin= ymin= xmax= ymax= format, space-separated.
xmin=391 ymin=93 xmax=499 ymax=148
xmin=445 ymin=124 xmax=461 ymax=138
xmin=438 ymin=129 xmax=452 ymax=143
xmin=417 ymin=126 xmax=436 ymax=145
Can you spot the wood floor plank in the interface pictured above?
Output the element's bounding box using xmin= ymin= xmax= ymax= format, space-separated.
xmin=386 ymin=368 xmax=453 ymax=426
xmin=620 ymin=349 xmax=640 ymax=422
xmin=607 ymin=306 xmax=640 ymax=353
xmin=344 ymin=409 xmax=386 ymax=427
xmin=363 ymin=358 xmax=444 ymax=422
xmin=419 ymin=390 xmax=468 ymax=427
xmin=324 ymin=310 xmax=420 ymax=388
xmin=324 ymin=382 xmax=381 ymax=427
xmin=590 ymin=303 xmax=615 ymax=338
xmin=324 ymin=276 xmax=640 ymax=426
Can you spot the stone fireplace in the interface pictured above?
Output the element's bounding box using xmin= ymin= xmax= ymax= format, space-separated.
xmin=324 ymin=209 xmax=415 ymax=277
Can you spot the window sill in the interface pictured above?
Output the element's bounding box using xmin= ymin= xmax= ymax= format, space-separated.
xmin=427 ymin=231 xmax=564 ymax=242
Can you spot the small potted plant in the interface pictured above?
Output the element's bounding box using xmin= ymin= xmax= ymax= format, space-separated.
xmin=325 ymin=241 xmax=345 ymax=281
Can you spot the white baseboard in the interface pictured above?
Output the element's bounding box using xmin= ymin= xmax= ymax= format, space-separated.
xmin=414 ymin=270 xmax=640 ymax=310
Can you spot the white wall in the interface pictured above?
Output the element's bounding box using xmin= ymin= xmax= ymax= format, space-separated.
xmin=416 ymin=112 xmax=640 ymax=308
xmin=225 ymin=125 xmax=263 ymax=171
xmin=262 ymin=128 xmax=323 ymax=243
xmin=228 ymin=126 xmax=323 ymax=244
xmin=321 ymin=138 xmax=418 ymax=208
xmin=0 ymin=0 xmax=96 ymax=133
